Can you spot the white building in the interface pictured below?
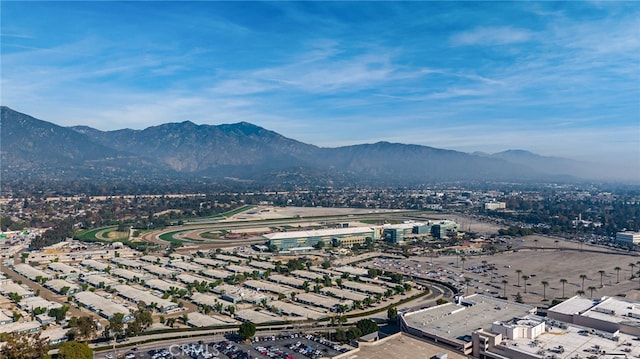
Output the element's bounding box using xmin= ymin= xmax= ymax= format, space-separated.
xmin=484 ymin=202 xmax=506 ymax=211
xmin=114 ymin=284 xmax=178 ymax=313
xmin=74 ymin=291 xmax=133 ymax=322
xmin=44 ymin=279 xmax=80 ymax=295
xmin=616 ymin=231 xmax=640 ymax=245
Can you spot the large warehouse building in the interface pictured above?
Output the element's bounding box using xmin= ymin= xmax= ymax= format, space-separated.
xmin=399 ymin=294 xmax=640 ymax=358
xmin=264 ymin=227 xmax=378 ymax=250
xmin=400 ymin=294 xmax=536 ymax=356
xmin=264 ymin=220 xmax=459 ymax=250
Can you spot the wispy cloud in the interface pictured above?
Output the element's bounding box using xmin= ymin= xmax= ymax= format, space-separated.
xmin=1 ymin=1 xmax=638 ymax=169
xmin=450 ymin=26 xmax=534 ymax=46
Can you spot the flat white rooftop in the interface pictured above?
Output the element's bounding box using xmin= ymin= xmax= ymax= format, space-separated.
xmin=235 ymin=309 xmax=282 ymax=324
xmin=193 ymin=257 xmax=226 ymax=267
xmin=403 ymin=294 xmax=536 ymax=342
xmin=582 ymin=296 xmax=640 ymax=325
xmin=269 ymin=300 xmax=326 ymax=320
xmin=187 ymin=312 xmax=234 ymax=327
xmin=548 ymin=295 xmax=597 ymax=315
xmin=264 ymin=226 xmax=375 ymax=240
xmin=497 ymin=320 xmax=640 ymax=359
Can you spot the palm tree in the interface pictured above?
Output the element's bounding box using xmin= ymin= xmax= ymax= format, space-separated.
xmin=516 ymin=269 xmax=523 ymax=286
xmin=588 ymin=286 xmax=597 ymax=298
xmin=554 ymin=240 xmax=559 ymax=251
xmin=560 ymin=278 xmax=568 ymax=298
xmin=579 ymin=274 xmax=588 ymax=291
xmin=629 ymin=263 xmax=636 ymax=279
xmin=598 ymin=270 xmax=605 ymax=288
xmin=522 ymin=275 xmax=530 ymax=293
xmin=534 ymin=239 xmax=539 ymax=251
xmin=614 ymin=266 xmax=621 ymax=283
xmin=501 ymin=280 xmax=508 ymax=298
xmin=465 ymin=277 xmax=473 ymax=295
xmin=576 ymin=290 xmax=585 ymax=296
xmin=541 ymin=281 xmax=549 ymax=301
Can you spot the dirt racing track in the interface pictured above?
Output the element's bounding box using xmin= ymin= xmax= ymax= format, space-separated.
xmin=140 ymin=226 xmax=267 ymax=248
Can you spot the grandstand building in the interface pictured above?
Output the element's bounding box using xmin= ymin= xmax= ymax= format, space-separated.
xmin=264 ymin=227 xmax=378 ymax=250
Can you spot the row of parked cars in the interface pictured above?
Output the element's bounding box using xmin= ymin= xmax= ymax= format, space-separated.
xmin=254 ymin=345 xmax=294 ymax=359
xmin=302 ymin=334 xmax=348 ymax=354
xmin=148 ymin=348 xmax=173 ymax=359
xmin=213 ymin=340 xmax=251 ymax=359
xmin=286 ymin=341 xmax=324 ymax=359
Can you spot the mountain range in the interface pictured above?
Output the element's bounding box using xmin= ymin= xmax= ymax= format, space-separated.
xmin=1 ymin=106 xmax=598 ymax=187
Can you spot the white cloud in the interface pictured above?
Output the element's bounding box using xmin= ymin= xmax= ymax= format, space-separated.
xmin=450 ymin=26 xmax=533 ymax=46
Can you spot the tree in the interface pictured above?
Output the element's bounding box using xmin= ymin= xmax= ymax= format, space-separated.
xmin=387 ymin=307 xmax=398 ymax=322
xmin=49 ymin=305 xmax=69 ymax=323
xmin=560 ymin=278 xmax=568 ymax=298
xmin=521 ymin=275 xmax=530 ymax=293
xmin=514 ymin=292 xmax=524 ymax=303
xmin=630 ymin=263 xmax=636 ymax=279
xmin=541 ymin=281 xmax=549 ymax=301
xmin=127 ymin=308 xmax=153 ymax=337
xmin=614 ymin=266 xmax=621 ymax=283
xmin=72 ymin=316 xmax=97 ymax=342
xmin=501 ymin=280 xmax=508 ymax=298
xmin=107 ymin=312 xmax=125 ymax=339
xmin=579 ymin=274 xmax=588 ymax=291
xmin=598 ymin=270 xmax=605 ymax=288
xmin=347 ymin=326 xmax=362 ymax=340
xmin=465 ymin=277 xmax=473 ymax=295
xmin=58 ymin=341 xmax=93 ymax=359
xmin=238 ymin=321 xmax=256 ymax=340
xmin=588 ymin=286 xmax=597 ymax=298
xmin=355 ymin=319 xmax=378 ymax=336
xmin=0 ymin=332 xmax=50 ymax=359
xmin=515 ymin=269 xmax=522 ymax=286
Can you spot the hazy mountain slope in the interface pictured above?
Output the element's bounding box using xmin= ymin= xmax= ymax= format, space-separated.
xmin=1 ymin=107 xmax=588 ymax=185
xmin=1 ymin=106 xmax=119 ymax=166
xmin=486 ymin=150 xmax=588 ymax=178
xmin=0 ymin=107 xmax=173 ymax=179
xmin=321 ymin=142 xmax=536 ymax=182
xmin=72 ymin=121 xmax=319 ymax=172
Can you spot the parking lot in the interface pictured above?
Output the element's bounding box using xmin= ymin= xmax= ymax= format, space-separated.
xmin=114 ymin=333 xmax=348 ymax=359
xmin=360 ymin=235 xmax=640 ymax=305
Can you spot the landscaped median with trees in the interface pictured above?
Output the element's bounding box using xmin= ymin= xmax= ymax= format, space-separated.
xmin=0 ymin=331 xmax=93 ymax=359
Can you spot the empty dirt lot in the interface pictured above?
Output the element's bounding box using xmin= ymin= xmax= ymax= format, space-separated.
xmin=427 ymin=235 xmax=640 ymax=306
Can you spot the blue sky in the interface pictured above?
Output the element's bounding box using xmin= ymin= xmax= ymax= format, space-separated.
xmin=2 ymin=1 xmax=639 ymax=169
